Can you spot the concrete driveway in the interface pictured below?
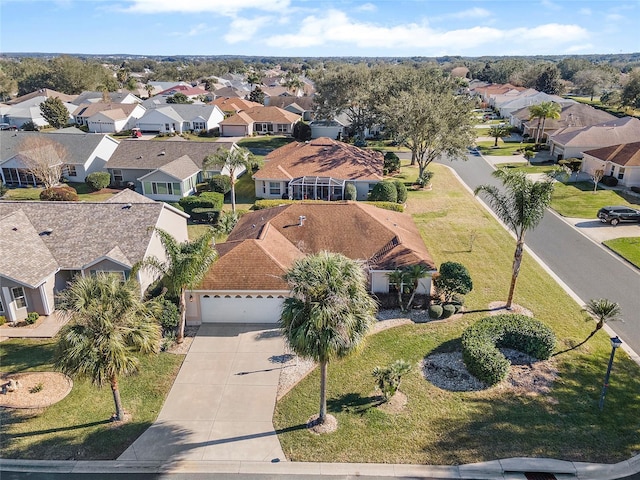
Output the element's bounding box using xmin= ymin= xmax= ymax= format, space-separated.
xmin=119 ymin=323 xmax=287 ymax=463
xmin=566 ymin=217 xmax=640 ymax=243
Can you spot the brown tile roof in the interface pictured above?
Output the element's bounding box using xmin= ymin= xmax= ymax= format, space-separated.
xmin=6 ymin=89 xmax=76 ymax=105
xmin=73 ymin=102 xmax=139 ymax=117
xmin=201 ymin=202 xmax=435 ymax=291
xmin=219 ymin=111 xmax=254 ymax=126
xmin=583 ymin=141 xmax=640 ymax=167
xmin=107 ymin=139 xmax=236 ymax=170
xmin=210 ymin=97 xmax=262 ymax=113
xmin=267 ymin=96 xmax=315 ymax=111
xmin=140 ymin=155 xmax=200 ymax=181
xmin=219 ymin=106 xmax=300 ymax=126
xmin=254 ymin=137 xmax=383 ymax=181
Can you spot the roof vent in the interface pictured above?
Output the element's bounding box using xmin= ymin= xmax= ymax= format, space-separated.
xmin=40 ymin=228 xmax=53 ymax=236
xmin=137 ymin=155 xmax=143 ymax=159
xmin=159 ymin=150 xmax=166 ymax=156
xmin=299 ymin=215 xmax=306 ymax=226
xmin=122 ymin=203 xmax=132 ymax=210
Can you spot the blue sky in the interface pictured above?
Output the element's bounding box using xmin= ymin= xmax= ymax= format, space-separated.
xmin=1 ymin=0 xmax=638 ymax=57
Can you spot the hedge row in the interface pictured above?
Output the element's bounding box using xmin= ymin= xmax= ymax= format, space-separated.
xmin=253 ymin=199 xmax=405 ymax=212
xmin=461 ymin=314 xmax=556 ymax=385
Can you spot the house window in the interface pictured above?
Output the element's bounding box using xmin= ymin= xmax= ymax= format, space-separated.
xmin=262 ymin=182 xmax=267 ymax=194
xmin=0 ymin=297 xmax=4 ymax=313
xmin=89 ymin=270 xmax=127 ymax=281
xmin=173 ymin=182 xmax=181 ymax=195
xmin=269 ymin=182 xmax=281 ymax=195
xmin=144 ymin=181 xmax=177 ymax=195
xmin=192 ymin=121 xmax=205 ymax=131
xmin=11 ymin=287 xmax=26 ymax=309
xmin=63 ymin=165 xmax=77 ymax=177
xmin=113 ymin=169 xmax=123 ymax=184
xmin=276 ymin=124 xmax=288 ymax=133
xmin=609 ymin=165 xmax=615 ymax=176
xmin=618 ymin=167 xmax=625 ymax=180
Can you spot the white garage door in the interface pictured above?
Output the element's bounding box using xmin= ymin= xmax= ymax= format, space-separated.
xmin=199 ymin=294 xmax=285 ymax=323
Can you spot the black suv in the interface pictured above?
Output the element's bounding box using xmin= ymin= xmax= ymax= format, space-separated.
xmin=597 ymin=206 xmax=640 ymax=226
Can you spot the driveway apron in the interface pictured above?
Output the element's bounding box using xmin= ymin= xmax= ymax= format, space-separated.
xmin=119 ymin=324 xmax=287 ymax=463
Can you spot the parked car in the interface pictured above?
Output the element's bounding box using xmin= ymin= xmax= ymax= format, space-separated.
xmin=597 ymin=206 xmax=640 ymax=226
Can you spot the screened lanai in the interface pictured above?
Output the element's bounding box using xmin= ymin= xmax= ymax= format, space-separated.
xmin=287 ymin=176 xmax=346 ymax=201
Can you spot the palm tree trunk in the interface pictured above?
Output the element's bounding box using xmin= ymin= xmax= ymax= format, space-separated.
xmin=539 ymin=118 xmax=548 ymax=144
xmin=177 ymin=289 xmax=186 ymax=344
xmin=506 ymin=239 xmax=524 ymax=309
xmin=406 ymin=282 xmax=419 ymax=310
xmin=110 ymin=375 xmax=124 ymax=421
xmin=552 ymin=328 xmax=599 ymax=356
xmin=230 ymin=180 xmax=237 ymax=213
xmin=410 ymin=150 xmax=416 ymax=166
xmin=535 ymin=118 xmax=542 ymax=144
xmin=494 ymin=134 xmax=499 ymax=147
xmin=319 ymin=360 xmax=328 ymax=424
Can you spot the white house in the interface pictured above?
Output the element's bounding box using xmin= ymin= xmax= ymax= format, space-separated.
xmin=581 ymin=141 xmax=640 ymax=188
xmin=135 ymin=104 xmax=224 ymax=134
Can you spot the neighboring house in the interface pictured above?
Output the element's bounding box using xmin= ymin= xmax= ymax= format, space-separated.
xmin=156 ymin=84 xmax=209 ymax=100
xmin=72 ymin=91 xmax=142 ymax=106
xmin=252 ymin=137 xmax=383 ymax=201
xmin=262 ymin=86 xmax=297 ymax=104
xmin=496 ymin=91 xmax=574 ymax=119
xmin=0 ymin=194 xmax=189 ymax=322
xmin=73 ymin=102 xmax=146 ymax=133
xmin=267 ymin=96 xmax=315 ymax=121
xmin=212 ymin=86 xmax=246 ymax=99
xmin=186 ymin=202 xmax=436 ymax=323
xmin=210 ymin=97 xmax=262 ymax=116
xmin=105 ymin=139 xmax=239 ymax=201
xmin=135 ymin=104 xmax=225 ymax=134
xmin=581 ymin=141 xmax=640 ymax=188
xmin=548 ymin=117 xmax=640 ymax=161
xmin=0 ymin=131 xmax=119 ymax=185
xmin=3 ymin=89 xmax=77 ymax=128
xmin=471 ymin=83 xmax=526 ymax=106
xmin=219 ymin=106 xmax=301 ymax=137
xmin=309 ymin=118 xmax=349 ymax=140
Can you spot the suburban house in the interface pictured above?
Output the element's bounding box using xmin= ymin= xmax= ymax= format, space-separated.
xmin=0 ymin=193 xmax=189 ymax=323
xmin=267 ymin=96 xmax=315 ymax=121
xmin=252 ymin=137 xmax=383 ymax=201
xmin=72 ymin=91 xmax=142 ymax=106
xmin=0 ymin=131 xmax=119 ymax=184
xmin=73 ymin=102 xmax=146 ymax=133
xmin=210 ymin=97 xmax=262 ymax=116
xmin=105 ymin=139 xmax=239 ymax=201
xmin=135 ymin=104 xmax=225 ymax=134
xmin=581 ymin=141 xmax=640 ymax=188
xmin=186 ymin=202 xmax=436 ymax=323
xmin=471 ymin=83 xmax=527 ymax=106
xmin=219 ymin=106 xmax=301 ymax=137
xmin=310 ymin=118 xmax=349 ymax=140
xmin=2 ymin=89 xmax=77 ymax=128
xmin=496 ymin=91 xmax=574 ymax=119
xmin=155 ymin=84 xmax=209 ymax=101
xmin=547 ymin=117 xmax=640 ymax=161
xmin=212 ymin=86 xmax=247 ymax=99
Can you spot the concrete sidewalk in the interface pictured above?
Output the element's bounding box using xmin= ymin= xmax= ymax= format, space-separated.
xmin=0 ymin=311 xmax=68 ymax=340
xmin=119 ymin=323 xmax=286 ymax=463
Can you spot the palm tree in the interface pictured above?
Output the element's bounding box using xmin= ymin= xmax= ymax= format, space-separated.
xmin=203 ymin=147 xmax=261 ymax=213
xmin=279 ymin=252 xmax=377 ymax=426
xmin=144 ymin=83 xmax=154 ymax=99
xmin=136 ymin=229 xmax=216 ymax=343
xmin=387 ymin=269 xmax=408 ymax=311
xmin=528 ymin=101 xmax=561 ymax=144
xmin=488 ymin=124 xmax=512 ymax=147
xmin=404 ymin=264 xmax=430 ymax=310
xmin=474 ymin=169 xmax=554 ymax=309
xmin=283 ymin=71 xmax=304 ymax=95
xmin=55 ymin=274 xmax=161 ymax=421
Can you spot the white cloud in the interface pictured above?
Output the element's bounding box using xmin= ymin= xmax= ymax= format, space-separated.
xmin=224 ymin=16 xmax=272 ymax=44
xmin=168 ymin=23 xmax=216 ymax=38
xmin=356 ymin=3 xmax=377 ymax=12
xmin=539 ymin=0 xmax=562 ymax=11
xmin=579 ymin=8 xmax=591 ymax=15
xmin=606 ymin=13 xmax=625 ymax=22
xmin=446 ymin=7 xmax=492 ymax=20
xmin=125 ymin=0 xmax=290 ymax=15
xmin=264 ymin=10 xmax=588 ymax=53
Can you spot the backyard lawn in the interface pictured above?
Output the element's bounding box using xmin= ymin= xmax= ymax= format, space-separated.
xmin=273 ymin=164 xmax=640 ymax=465
xmin=0 ymin=339 xmax=183 ymax=460
xmin=603 ymin=237 xmax=640 ymax=269
xmin=2 ymin=183 xmax=118 ymax=202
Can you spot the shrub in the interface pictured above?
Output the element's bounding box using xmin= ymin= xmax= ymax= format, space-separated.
xmin=631 ymin=186 xmax=640 ymax=194
xmin=363 ymin=201 xmax=404 ymax=212
xmin=0 ymin=315 xmax=6 ymax=326
xmin=85 ymin=171 xmax=111 ymax=191
xmin=40 ymin=186 xmax=79 ymax=201
xmin=209 ymin=175 xmax=232 ymax=194
xmin=191 ymin=208 xmax=219 ymax=224
xmin=157 ymin=298 xmax=179 ymax=332
xmin=451 ymin=293 xmax=466 ymax=306
xmin=26 ymin=312 xmax=39 ymax=324
xmin=601 ymin=175 xmax=619 ymax=187
xmin=441 ymin=304 xmax=457 ymax=318
xmin=344 ymin=183 xmax=357 ymax=200
xmin=214 ymin=211 xmax=239 ymax=235
xmin=428 ymin=304 xmax=443 ymax=319
xmin=369 ymin=181 xmax=398 ymax=203
xmin=433 ymin=262 xmax=473 ymax=302
xmin=383 ymin=152 xmax=401 ymax=175
xmin=372 ymin=359 xmax=412 ymax=400
xmin=178 ymin=192 xmax=223 ymax=214
xmin=196 ymin=182 xmax=210 ymax=193
xmin=168 ymin=202 xmax=184 ymax=212
xmin=415 ymin=170 xmax=434 ymax=188
xmin=394 ymin=180 xmax=408 ymax=204
xmin=461 ymin=314 xmax=556 ymax=385
xmin=22 ymin=120 xmax=39 ymax=131
xmin=293 ymin=121 xmax=312 ymax=141
xmin=253 ymin=199 xmax=329 ymax=209
xmin=29 ymin=383 xmax=44 ymax=394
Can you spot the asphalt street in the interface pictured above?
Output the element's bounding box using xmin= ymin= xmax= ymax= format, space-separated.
xmin=425 ymin=151 xmax=640 ymax=352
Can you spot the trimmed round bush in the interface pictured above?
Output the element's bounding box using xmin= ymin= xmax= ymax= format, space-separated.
xmin=601 ymin=175 xmax=618 ymax=187
xmin=428 ymin=304 xmax=443 ymax=319
xmin=461 ymin=314 xmax=556 ymax=385
xmin=394 ymin=180 xmax=408 ymax=204
xmin=383 ymin=151 xmax=401 ymax=175
xmin=209 ymin=174 xmax=231 ymax=194
xmin=369 ymin=181 xmax=398 ymax=203
xmin=441 ymin=304 xmax=456 ymax=319
xmin=157 ymin=298 xmax=179 ymax=332
xmin=40 ymin=186 xmax=78 ymax=201
xmin=344 ymin=183 xmax=357 ymax=200
xmin=85 ymin=171 xmax=111 ymax=191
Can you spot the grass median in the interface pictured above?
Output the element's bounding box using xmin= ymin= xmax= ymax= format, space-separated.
xmin=273 ymin=163 xmax=640 ymax=465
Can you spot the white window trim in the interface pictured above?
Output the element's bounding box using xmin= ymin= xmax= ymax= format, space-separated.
xmin=11 ymin=287 xmax=27 ymax=309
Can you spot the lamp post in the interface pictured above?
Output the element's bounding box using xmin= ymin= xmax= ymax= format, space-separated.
xmin=599 ymin=336 xmax=623 ymax=411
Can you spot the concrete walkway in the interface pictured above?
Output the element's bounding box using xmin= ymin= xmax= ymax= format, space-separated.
xmin=0 ymin=311 xmax=68 ymax=340
xmin=119 ymin=323 xmax=287 ymax=463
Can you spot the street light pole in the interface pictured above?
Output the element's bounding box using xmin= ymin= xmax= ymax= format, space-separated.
xmin=599 ymin=336 xmax=623 ymax=411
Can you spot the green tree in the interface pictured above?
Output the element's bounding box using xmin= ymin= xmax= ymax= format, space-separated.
xmin=283 ymin=70 xmax=304 ymax=94
xmin=621 ymin=70 xmax=640 ymax=109
xmin=293 ymin=120 xmax=312 ymax=141
xmin=387 ymin=269 xmax=409 ymax=311
xmin=166 ymin=92 xmax=193 ymax=104
xmin=572 ymin=69 xmax=609 ymax=101
xmin=145 ymin=83 xmax=154 ymax=99
xmin=488 ymin=124 xmax=512 ymax=147
xmin=403 ymin=264 xmax=429 ymax=311
xmin=433 ymin=261 xmax=473 ymax=302
xmin=474 ymin=169 xmax=554 ymax=309
xmin=279 ymin=251 xmax=377 ymax=426
xmin=249 ymin=86 xmax=265 ymax=104
xmin=246 ymin=70 xmax=261 ymax=89
xmin=135 ymin=229 xmax=216 ymax=343
xmin=372 ymin=359 xmax=412 ymax=401
xmin=40 ymin=96 xmax=69 ymax=129
xmin=203 ymin=147 xmax=261 ymax=212
xmin=528 ymin=101 xmax=562 ymax=144
xmin=55 ymin=274 xmax=161 ymax=421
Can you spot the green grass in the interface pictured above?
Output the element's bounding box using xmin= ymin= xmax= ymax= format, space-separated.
xmin=222 ymin=172 xmax=258 ymax=212
xmin=476 ymin=140 xmax=525 ymax=156
xmin=2 ymin=183 xmax=117 ymax=202
xmin=0 ymin=339 xmax=184 ymax=460
xmin=273 ymin=164 xmax=640 ymax=465
xmin=550 ymin=181 xmax=639 ymax=218
xmin=2 ymin=187 xmax=42 ymax=200
xmin=493 ymin=163 xmax=558 ymax=175
xmin=603 ymin=237 xmax=640 ymax=268
xmin=237 ymin=135 xmax=294 ymax=150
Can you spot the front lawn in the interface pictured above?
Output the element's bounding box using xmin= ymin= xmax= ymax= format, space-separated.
xmin=237 ymin=135 xmax=294 ymax=150
xmin=1 ymin=183 xmax=117 ymax=202
xmin=550 ymin=181 xmax=639 ymax=218
xmin=0 ymin=339 xmax=183 ymax=460
xmin=603 ymin=237 xmax=640 ymax=269
xmin=273 ymin=164 xmax=640 ymax=465
xmin=493 ymin=163 xmax=557 ymax=175
xmin=476 ymin=140 xmax=525 ymax=156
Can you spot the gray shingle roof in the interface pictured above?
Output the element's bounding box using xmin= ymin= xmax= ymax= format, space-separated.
xmin=0 ymin=201 xmax=167 ymax=272
xmin=107 ymin=139 xmax=236 ymax=170
xmin=139 ymin=155 xmax=200 ymax=181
